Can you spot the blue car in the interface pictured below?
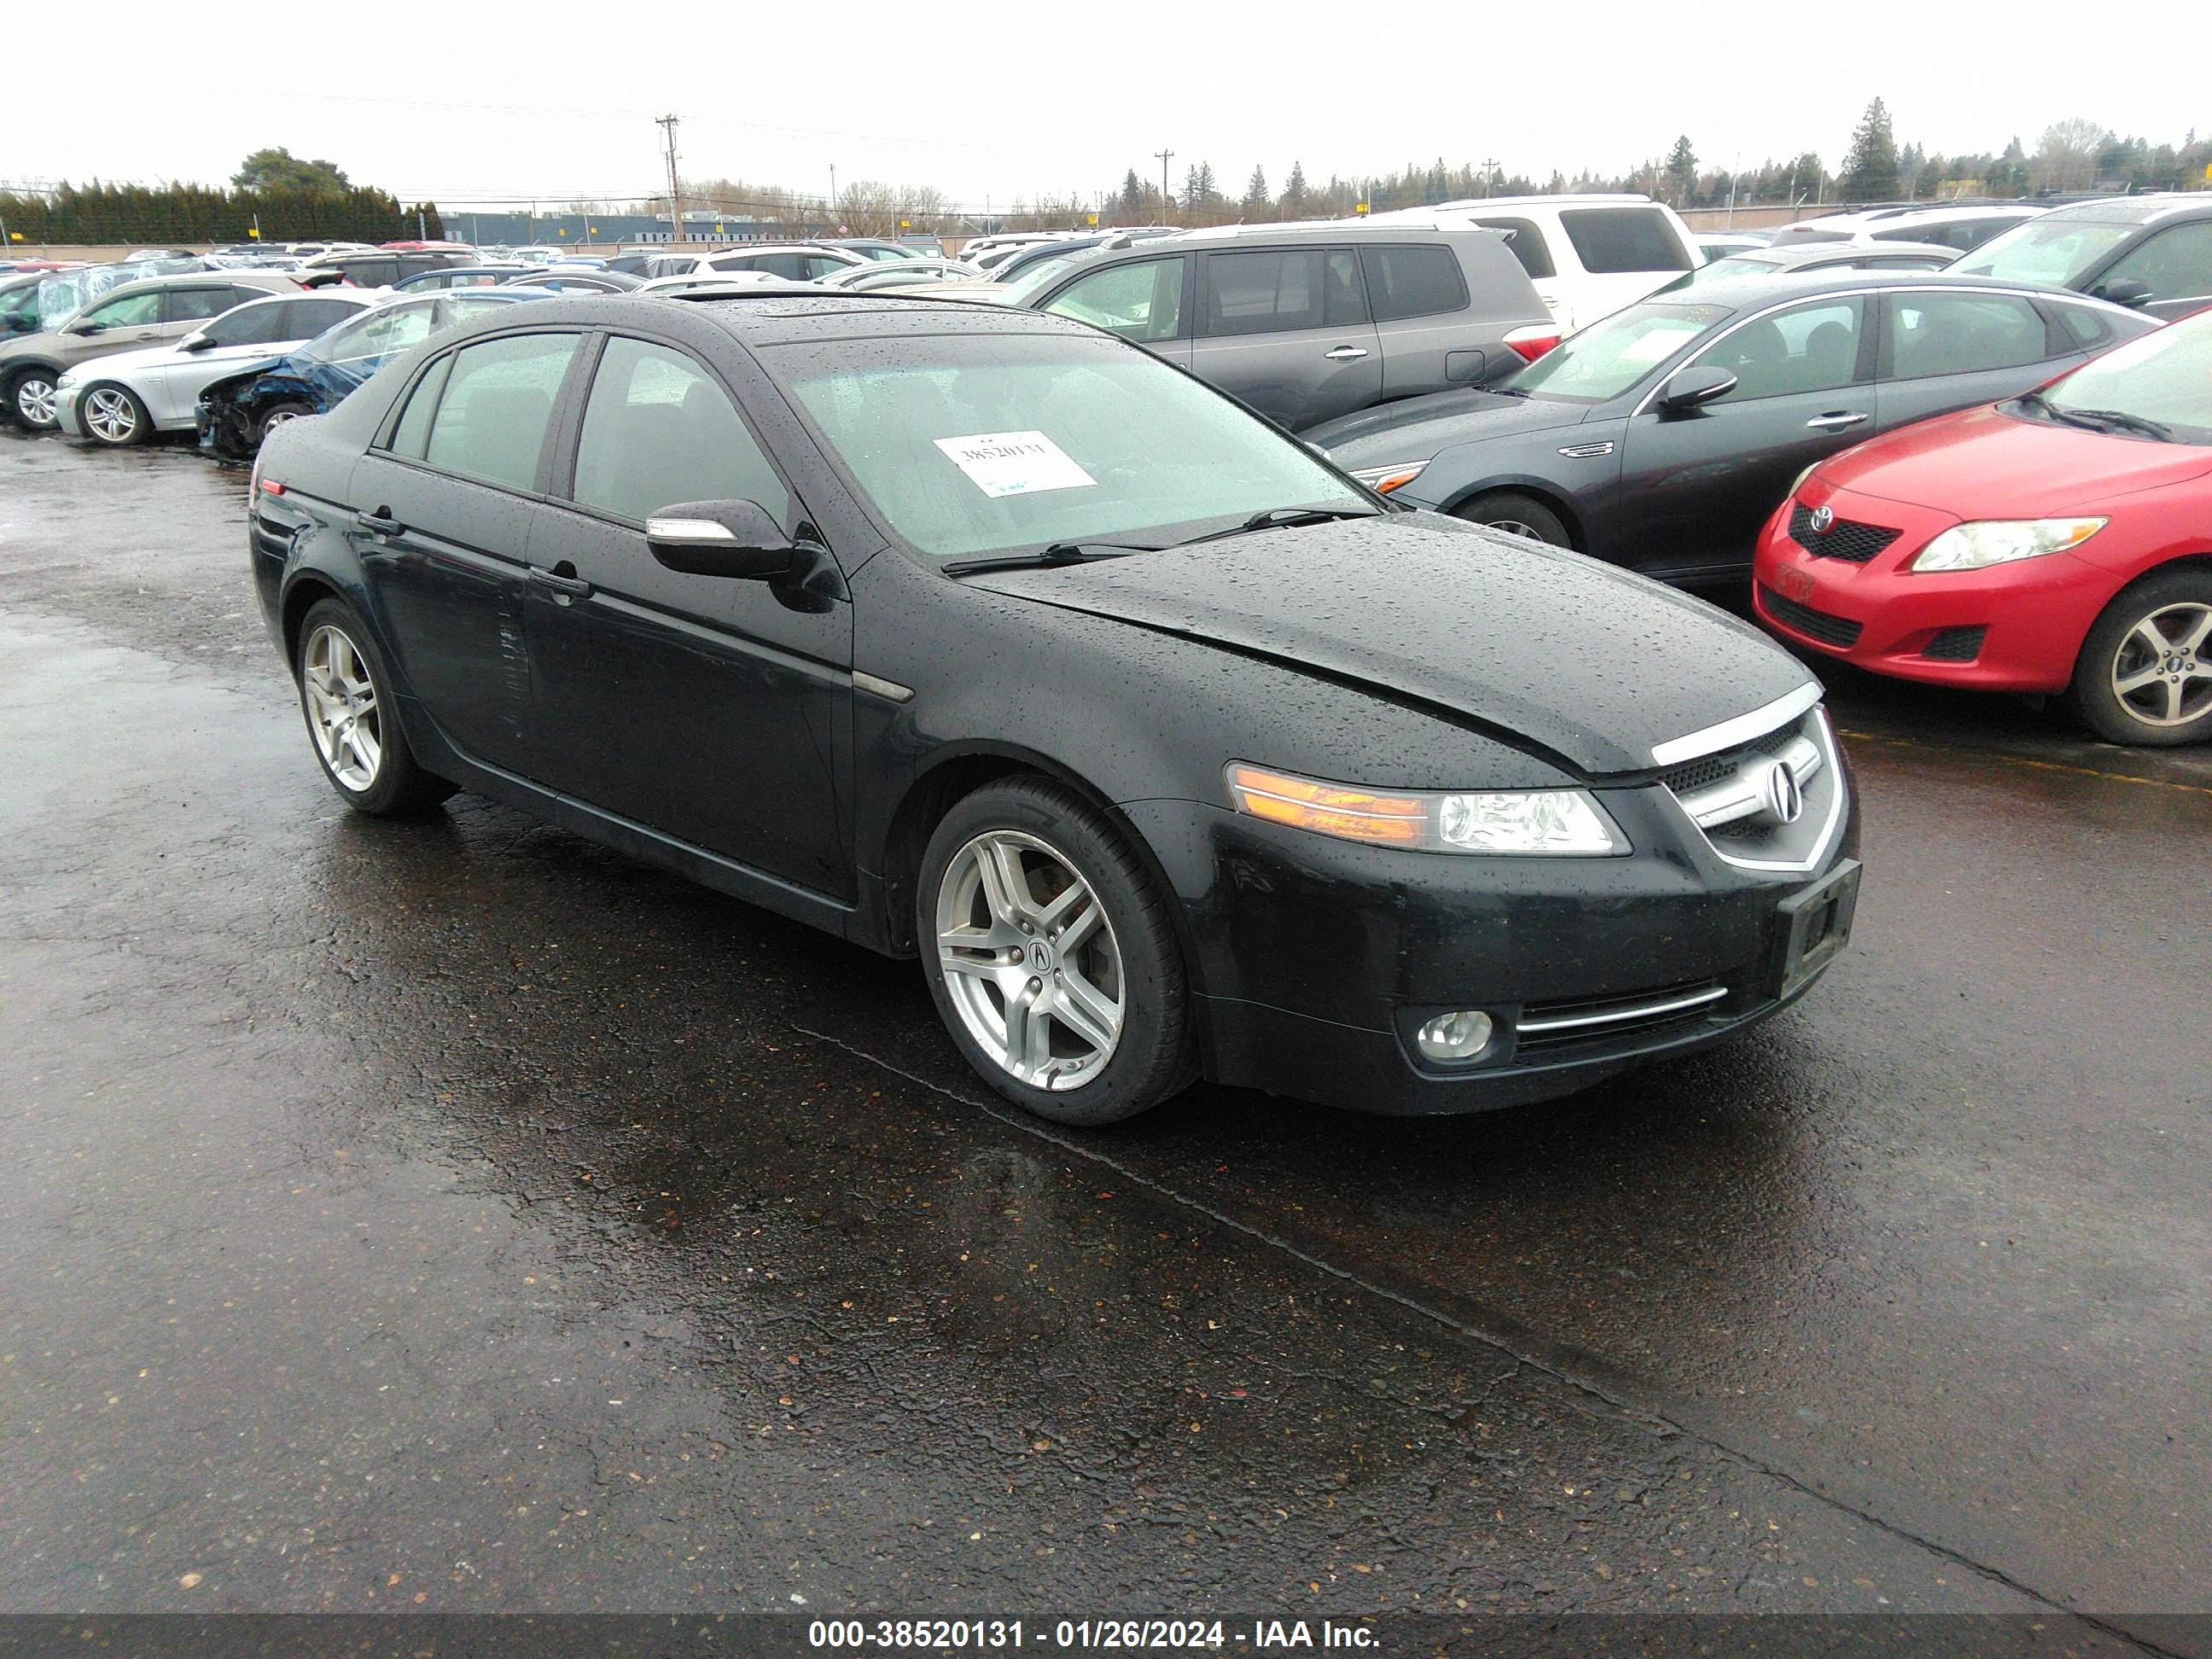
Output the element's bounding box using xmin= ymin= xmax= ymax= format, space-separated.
xmin=196 ymin=288 xmax=559 ymax=459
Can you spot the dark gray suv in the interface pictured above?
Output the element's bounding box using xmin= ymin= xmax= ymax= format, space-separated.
xmin=959 ymin=224 xmax=1554 ymax=430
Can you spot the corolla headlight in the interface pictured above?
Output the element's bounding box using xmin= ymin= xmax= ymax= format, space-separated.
xmin=1908 ymin=518 xmax=2106 ymax=573
xmin=1346 ymin=460 xmax=1430 ymax=495
xmin=1225 ymin=764 xmax=1627 ymax=856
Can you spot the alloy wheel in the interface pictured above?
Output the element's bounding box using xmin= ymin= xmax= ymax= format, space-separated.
xmin=934 ymin=830 xmax=1125 ymax=1091
xmin=84 ymin=387 xmax=138 ymax=444
xmin=301 ymin=623 xmax=383 ymax=790
xmin=2110 ymin=602 xmax=2212 ymax=729
xmin=1485 ymin=519 xmax=1544 ymax=539
xmin=15 ymin=375 xmax=57 ymax=428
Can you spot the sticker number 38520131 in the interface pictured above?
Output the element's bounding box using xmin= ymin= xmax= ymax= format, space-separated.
xmin=932 ymin=431 xmax=1098 ymax=498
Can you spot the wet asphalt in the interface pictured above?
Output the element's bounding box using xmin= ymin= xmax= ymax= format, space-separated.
xmin=0 ymin=431 xmax=2206 ymax=1644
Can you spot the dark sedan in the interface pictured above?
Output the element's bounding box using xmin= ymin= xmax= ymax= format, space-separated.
xmin=1311 ymin=272 xmax=2157 ymax=585
xmin=247 ymin=290 xmax=1859 ymax=1124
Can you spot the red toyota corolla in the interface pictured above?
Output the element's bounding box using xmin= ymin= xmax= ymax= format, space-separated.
xmin=1753 ymin=311 xmax=2212 ymax=745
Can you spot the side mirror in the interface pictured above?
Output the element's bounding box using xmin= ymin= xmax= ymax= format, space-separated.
xmin=1656 ymin=364 xmax=1738 ymax=411
xmin=67 ymin=318 xmax=101 ymax=335
xmin=178 ymin=331 xmax=213 ymax=352
xmin=2094 ymin=276 xmax=2153 ymax=309
xmin=646 ymin=500 xmax=799 ymax=579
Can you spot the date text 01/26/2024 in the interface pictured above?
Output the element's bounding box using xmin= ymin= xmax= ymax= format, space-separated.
xmin=806 ymin=1619 xmax=1378 ymax=1650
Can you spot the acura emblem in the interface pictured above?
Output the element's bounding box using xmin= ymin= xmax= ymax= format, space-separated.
xmin=1028 ymin=940 xmax=1052 ymax=971
xmin=1759 ymin=760 xmax=1805 ymax=827
xmin=1807 ymin=505 xmax=1836 ymax=534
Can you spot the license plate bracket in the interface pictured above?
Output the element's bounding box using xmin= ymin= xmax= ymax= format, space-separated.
xmin=1773 ymin=859 xmax=1860 ymax=998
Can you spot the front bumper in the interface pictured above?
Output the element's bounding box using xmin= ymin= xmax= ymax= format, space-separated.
xmin=1751 ymin=486 xmax=2114 ymax=694
xmin=1121 ymin=767 xmax=1859 ymax=1117
xmin=52 ymin=381 xmax=86 ymax=439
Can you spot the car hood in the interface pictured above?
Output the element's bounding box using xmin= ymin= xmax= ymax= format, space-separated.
xmin=1307 ymin=390 xmax=1591 ymax=464
xmin=965 ymin=513 xmax=1811 ymax=777
xmin=1817 ymin=401 xmax=2212 ymax=516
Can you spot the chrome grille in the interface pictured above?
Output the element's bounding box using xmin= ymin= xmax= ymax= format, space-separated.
xmin=1656 ymin=701 xmax=1846 ymax=875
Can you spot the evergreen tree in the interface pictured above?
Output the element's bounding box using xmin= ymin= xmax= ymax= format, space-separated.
xmin=1120 ymin=170 xmax=1144 ymax=218
xmin=1837 ymin=98 xmax=1901 ymax=201
xmin=1281 ymin=160 xmax=1308 ymax=218
xmin=1665 ymin=136 xmax=1698 ymax=205
xmin=1243 ymin=165 xmax=1269 ymax=215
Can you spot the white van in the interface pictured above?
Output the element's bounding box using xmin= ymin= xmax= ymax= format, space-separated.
xmin=1361 ymin=194 xmax=1697 ymax=335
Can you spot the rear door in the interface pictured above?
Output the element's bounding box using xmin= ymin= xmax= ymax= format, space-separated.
xmin=1874 ymin=288 xmax=2070 ymax=430
xmin=1615 ymin=294 xmax=1873 ymax=579
xmin=1362 ymin=241 xmax=1491 ymax=396
xmin=347 ymin=329 xmax=584 ymax=777
xmin=143 ymin=297 xmax=292 ymax=423
xmin=1037 ymin=254 xmax=1194 ymax=374
xmin=1190 ymin=246 xmax=1380 ymax=430
xmin=523 ymin=331 xmax=853 ymax=897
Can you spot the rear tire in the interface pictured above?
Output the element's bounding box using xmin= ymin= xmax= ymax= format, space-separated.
xmin=1452 ymin=490 xmax=1572 ymax=547
xmin=2069 ymin=570 xmax=2212 ymax=747
xmin=294 ymin=597 xmax=457 ymax=815
xmin=7 ymin=366 xmax=61 ymax=431
xmin=917 ymin=778 xmax=1195 ymax=1126
xmin=79 ymin=381 xmax=149 ymax=446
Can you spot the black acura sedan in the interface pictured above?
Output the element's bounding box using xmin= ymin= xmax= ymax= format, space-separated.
xmin=1310 ymin=271 xmax=2157 ymax=586
xmin=248 ymin=291 xmax=1860 ymax=1125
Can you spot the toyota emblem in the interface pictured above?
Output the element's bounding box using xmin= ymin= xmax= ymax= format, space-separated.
xmin=1807 ymin=505 xmax=1836 ymax=534
xmin=1759 ymin=760 xmax=1805 ymax=827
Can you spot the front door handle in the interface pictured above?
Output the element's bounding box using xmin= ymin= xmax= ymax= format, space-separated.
xmin=353 ymin=507 xmax=401 ymax=538
xmin=527 ymin=564 xmax=593 ymax=598
xmin=1806 ymin=411 xmax=1870 ymax=430
xmin=1323 ymin=345 xmax=1371 ymax=361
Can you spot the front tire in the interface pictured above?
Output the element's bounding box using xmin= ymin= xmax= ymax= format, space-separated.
xmin=1452 ymin=490 xmax=1572 ymax=547
xmin=2069 ymin=571 xmax=2212 ymax=747
xmin=294 ymin=597 xmax=456 ymax=814
xmin=255 ymin=400 xmax=314 ymax=445
xmin=918 ymin=778 xmax=1194 ymax=1125
xmin=79 ymin=381 xmax=149 ymax=446
xmin=7 ymin=366 xmax=61 ymax=431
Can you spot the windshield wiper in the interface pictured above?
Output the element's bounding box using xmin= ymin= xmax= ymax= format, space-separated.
xmin=1173 ymin=505 xmax=1385 ymax=547
xmin=2049 ymin=406 xmax=2174 ymax=441
xmin=940 ymin=542 xmax=1152 ymax=577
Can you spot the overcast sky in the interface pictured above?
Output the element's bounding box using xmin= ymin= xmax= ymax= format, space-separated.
xmin=17 ymin=0 xmax=2206 ymax=212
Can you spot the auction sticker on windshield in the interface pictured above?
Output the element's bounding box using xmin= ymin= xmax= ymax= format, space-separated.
xmin=934 ymin=431 xmax=1097 ymax=498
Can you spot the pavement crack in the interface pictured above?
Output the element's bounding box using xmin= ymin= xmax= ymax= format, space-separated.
xmin=790 ymin=1016 xmax=2187 ymax=1656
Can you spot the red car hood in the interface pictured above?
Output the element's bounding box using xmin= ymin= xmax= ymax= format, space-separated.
xmin=1816 ymin=402 xmax=2212 ymax=518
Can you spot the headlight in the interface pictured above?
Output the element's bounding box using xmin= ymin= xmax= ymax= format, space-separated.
xmin=1225 ymin=764 xmax=1628 ymax=856
xmin=55 ymin=368 xmax=82 ymax=389
xmin=1346 ymin=460 xmax=1429 ymax=495
xmin=1908 ymin=518 xmax=2106 ymax=573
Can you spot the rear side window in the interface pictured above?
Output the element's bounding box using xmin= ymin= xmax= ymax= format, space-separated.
xmin=387 ymin=354 xmax=453 ymax=460
xmin=1886 ymin=292 xmax=2049 ymax=380
xmin=1472 ymin=218 xmax=1556 ymax=279
xmin=421 ymin=332 xmax=579 ymax=492
xmin=570 ymin=336 xmax=791 ymax=525
xmin=1359 ymin=244 xmax=1470 ymax=322
xmin=1202 ymin=249 xmax=1345 ymax=335
xmin=2050 ymin=303 xmax=2120 ymax=351
xmin=1558 ymin=208 xmax=1693 ymax=275
xmin=199 ymin=301 xmax=288 ymax=347
xmin=287 ymin=298 xmax=363 ymax=335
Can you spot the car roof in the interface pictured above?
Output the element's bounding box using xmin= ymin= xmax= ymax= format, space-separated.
xmin=1742 ymin=241 xmax=1961 ymax=265
xmin=422 ymin=288 xmax=1099 ymax=350
xmin=1655 ymin=268 xmax=2136 ymax=312
xmin=2026 ymin=193 xmax=2212 ymax=225
xmin=86 ymin=270 xmax=300 ymax=300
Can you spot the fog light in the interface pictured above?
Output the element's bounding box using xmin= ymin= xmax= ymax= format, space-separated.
xmin=1415 ymin=1010 xmax=1493 ymax=1062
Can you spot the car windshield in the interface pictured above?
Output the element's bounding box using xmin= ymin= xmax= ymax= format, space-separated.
xmin=1953 ymin=219 xmax=2134 ymax=287
xmin=1505 ymin=300 xmax=1730 ymax=402
xmin=2037 ymin=311 xmax=2212 ymax=444
xmin=766 ymin=329 xmax=1369 ymax=561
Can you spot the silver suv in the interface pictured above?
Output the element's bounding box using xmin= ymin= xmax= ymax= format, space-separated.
xmin=991 ymin=224 xmax=1554 ymax=431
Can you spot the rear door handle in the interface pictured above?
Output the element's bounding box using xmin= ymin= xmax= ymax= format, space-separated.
xmin=353 ymin=508 xmax=402 ymax=537
xmin=1806 ymin=411 xmax=1869 ymax=430
xmin=1323 ymin=346 xmax=1371 ymax=361
xmin=527 ymin=564 xmax=593 ymax=598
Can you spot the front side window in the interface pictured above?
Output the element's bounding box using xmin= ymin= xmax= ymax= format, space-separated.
xmin=570 ymin=337 xmax=791 ymax=524
xmin=198 ymin=300 xmax=288 ymax=347
xmin=421 ymin=332 xmax=579 ymax=491
xmin=83 ymin=291 xmax=164 ymax=330
xmin=770 ymin=331 xmax=1365 ymax=560
xmin=1509 ymin=300 xmax=1728 ymax=403
xmin=1953 ymin=220 xmax=2134 ymax=287
xmin=2097 ymin=221 xmax=2212 ymax=301
xmin=2040 ymin=313 xmax=2212 ymax=444
xmin=1558 ymin=207 xmax=1693 ymax=275
xmin=1043 ymin=257 xmax=1185 ymax=343
xmin=1472 ymin=218 xmax=1556 ymax=279
xmin=1359 ymin=244 xmax=1468 ymax=321
xmin=1886 ymin=292 xmax=2046 ymax=380
xmin=1691 ymin=298 xmax=1866 ymax=401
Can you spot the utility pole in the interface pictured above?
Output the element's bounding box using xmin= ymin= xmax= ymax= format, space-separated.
xmin=829 ymin=163 xmax=837 ymax=228
xmin=1156 ymin=148 xmax=1174 ymax=220
xmin=656 ymin=113 xmax=684 ymax=245
xmin=1477 ymin=158 xmax=1499 ymax=199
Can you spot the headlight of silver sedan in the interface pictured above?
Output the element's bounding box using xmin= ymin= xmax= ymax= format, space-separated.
xmin=1226 ymin=764 xmax=1628 ymax=855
